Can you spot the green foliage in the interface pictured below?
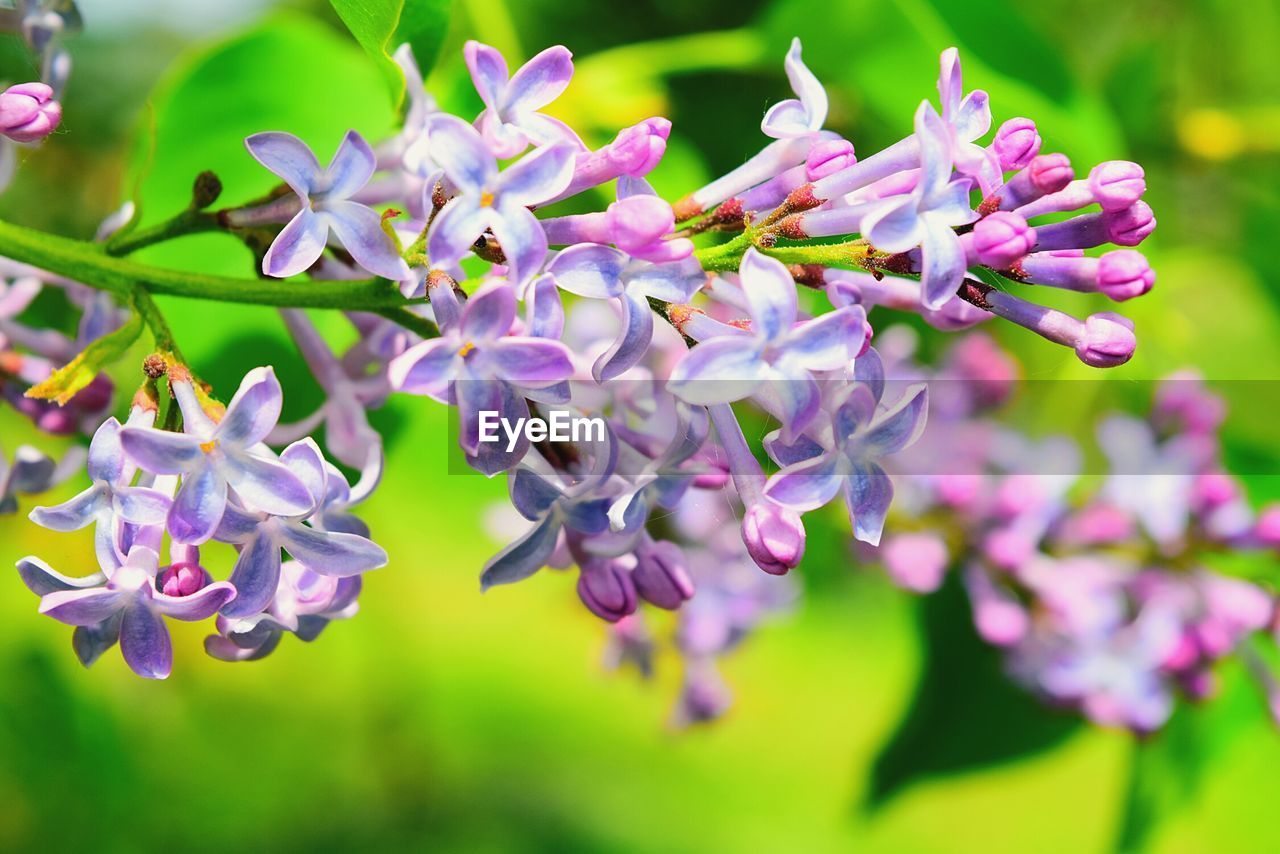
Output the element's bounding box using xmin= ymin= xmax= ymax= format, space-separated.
xmin=330 ymin=0 xmax=452 ymax=108
xmin=25 ymin=307 xmax=143 ymax=405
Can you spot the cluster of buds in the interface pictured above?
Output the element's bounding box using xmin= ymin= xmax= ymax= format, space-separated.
xmin=873 ymin=335 xmax=1278 ymax=733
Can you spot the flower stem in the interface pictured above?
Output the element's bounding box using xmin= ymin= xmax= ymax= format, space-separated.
xmin=104 ymin=208 xmax=222 ymax=256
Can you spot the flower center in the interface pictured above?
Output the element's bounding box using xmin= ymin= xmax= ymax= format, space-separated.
xmin=199 ymin=439 xmax=218 ymax=454
xmin=479 ymin=190 xmax=495 ymax=208
xmin=458 ymin=341 xmax=477 ymax=358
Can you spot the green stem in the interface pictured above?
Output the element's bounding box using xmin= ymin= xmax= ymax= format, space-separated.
xmin=132 ymin=287 xmax=180 ymax=354
xmin=693 ymin=233 xmax=882 ymax=274
xmin=371 ymin=306 xmax=439 ymax=340
xmin=105 ymin=208 xmax=221 ymax=256
xmin=0 ymin=218 xmax=417 ymax=311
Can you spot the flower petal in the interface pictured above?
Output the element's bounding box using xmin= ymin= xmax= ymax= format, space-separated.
xmin=217 ymin=366 xmax=283 ymax=449
xmin=504 ymin=45 xmax=574 ymax=113
xmin=325 ymin=200 xmax=411 ymax=280
xmin=276 ymin=522 xmax=388 ymax=577
xmin=739 ymin=247 xmax=797 ymax=340
xmin=779 ymin=304 xmax=866 ymax=371
xmin=480 ymin=512 xmax=560 ymax=590
xmin=280 ymin=438 xmax=328 ymax=509
xmin=920 ymin=222 xmax=966 ymax=310
xmin=152 ymin=580 xmax=236 ymax=621
xmin=168 ymin=461 xmax=227 ymax=545
xmin=119 ymin=426 xmax=202 ymax=475
xmin=761 ymin=99 xmax=812 ymax=139
xmin=667 ymin=335 xmax=766 ymax=404
xmin=953 ymin=90 xmax=991 ymax=142
xmin=86 ymin=417 xmax=125 ymax=483
xmin=17 ymin=556 xmax=105 ymax=595
xmin=388 ymin=338 xmax=459 ymax=396
xmin=426 ymin=194 xmax=487 ymax=268
xmin=119 ymin=604 xmax=173 ymax=679
xmin=72 ymin=612 xmax=122 ymax=667
xmin=915 ymin=100 xmax=954 ymax=200
xmin=424 ymin=113 xmax=496 ymax=192
xmin=783 ymin=38 xmax=827 ymax=129
xmin=491 ymin=203 xmax=550 ymax=288
xmin=545 ymin=243 xmax=627 ymax=298
xmin=593 ymin=290 xmax=652 ymax=382
xmin=112 ymin=486 xmax=172 ymax=526
xmin=625 ymin=257 xmax=705 ymax=303
xmin=39 ymin=586 xmax=125 ymax=626
xmin=244 ymin=131 xmax=321 ymax=198
xmin=464 ymin=40 xmax=509 ymax=111
xmin=862 ymin=195 xmax=923 ymax=254
xmin=28 ymin=485 xmax=104 ymax=532
xmin=323 ymin=129 xmax=376 ymax=199
xmin=861 ymin=383 xmax=929 ymax=456
xmin=490 ymin=337 xmax=574 ymax=387
xmin=844 ymin=460 xmax=894 ymax=546
xmin=263 ymin=207 xmax=328 ymax=278
xmin=495 ymin=142 xmax=576 ymax=207
xmin=222 ymin=451 xmax=314 ymax=518
xmin=764 ymin=451 xmax=842 ymax=511
xmin=525 ymin=273 xmax=564 ymax=338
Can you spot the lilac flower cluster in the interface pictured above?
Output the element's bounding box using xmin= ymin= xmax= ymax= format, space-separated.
xmin=4 ymin=31 xmax=1180 ymax=722
xmin=17 ymin=365 xmax=386 ymax=677
xmin=873 ymin=335 xmax=1279 ymax=733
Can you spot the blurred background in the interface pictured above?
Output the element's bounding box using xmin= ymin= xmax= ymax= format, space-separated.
xmin=2 ymin=0 xmax=1279 ymax=850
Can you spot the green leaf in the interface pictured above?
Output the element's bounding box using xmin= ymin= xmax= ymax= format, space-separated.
xmin=26 ymin=307 xmax=144 ymax=405
xmin=329 ymin=0 xmax=451 ymax=108
xmin=865 ymin=572 xmax=1080 ymax=808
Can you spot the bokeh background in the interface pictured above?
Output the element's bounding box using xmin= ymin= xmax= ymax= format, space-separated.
xmin=2 ymin=0 xmax=1280 ymax=850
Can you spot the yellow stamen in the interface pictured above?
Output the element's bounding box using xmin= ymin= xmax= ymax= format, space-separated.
xmin=458 ymin=341 xmax=476 ymax=358
xmin=199 ymin=440 xmax=218 ymax=454
xmin=479 ymin=190 xmax=495 ymax=207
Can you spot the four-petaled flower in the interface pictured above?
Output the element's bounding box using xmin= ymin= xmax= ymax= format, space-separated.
xmin=247 ymin=129 xmax=411 ymax=280
xmin=465 ymin=40 xmax=584 ymax=159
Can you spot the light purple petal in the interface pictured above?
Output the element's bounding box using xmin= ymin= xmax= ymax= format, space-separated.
xmin=862 ymin=195 xmax=923 ymax=254
xmin=464 ymin=40 xmax=509 ymax=111
xmin=738 ymin=247 xmax=797 ymax=340
xmin=526 ymin=273 xmax=564 ymax=338
xmin=112 ymin=486 xmax=171 ymax=526
xmin=764 ymin=451 xmax=842 ymax=511
xmin=39 ymin=586 xmax=125 ymax=626
xmin=480 ymin=513 xmax=560 ymax=590
xmin=937 ymin=47 xmax=962 ymax=120
xmin=17 ymin=556 xmax=105 ymax=595
xmin=323 ymin=130 xmax=376 ymax=199
xmin=456 ymin=373 xmax=503 ymax=455
xmin=168 ymin=461 xmax=227 ymax=545
xmin=915 ymin=100 xmax=954 ymax=199
xmin=280 ymin=438 xmax=327 ymax=508
xmin=72 ymin=613 xmax=122 ymax=667
xmin=920 ymin=223 xmax=966 ymax=310
xmin=119 ymin=427 xmax=202 ymax=474
xmin=426 ymin=194 xmax=488 ymax=267
xmin=119 ymin=603 xmax=172 ymax=679
xmin=216 ymin=366 xmax=283 ymax=448
xmin=388 ymin=338 xmax=459 ymax=396
xmin=490 ymin=337 xmax=574 ymax=386
xmin=492 ymin=203 xmax=550 ymax=288
xmin=667 ymin=335 xmax=766 ymax=404
xmin=424 ymin=113 xmax=496 ymax=192
xmin=276 ymin=522 xmax=387 ymax=577
xmin=762 ymin=99 xmax=812 ymax=139
xmin=861 ymin=383 xmax=929 ymax=456
xmin=505 ymin=45 xmax=574 ymax=112
xmin=263 ymin=207 xmax=328 ymax=278
xmin=953 ymin=90 xmax=991 ymax=142
xmin=509 ymin=468 xmax=562 ymax=519
xmin=784 ymin=38 xmax=827 ymax=129
xmin=626 ymin=257 xmax=705 ymax=303
xmin=831 ymin=383 xmax=878 ymax=442
xmin=845 ymin=460 xmax=893 ymax=546
xmin=763 ymin=369 xmax=821 ymax=440
xmin=244 ymin=131 xmax=321 ymax=198
xmin=923 ymin=177 xmax=977 ymax=226
xmin=222 ymin=451 xmax=314 ymax=518
xmin=461 ymin=280 xmax=518 ymax=342
xmin=593 ymin=290 xmax=652 ymax=382
xmin=517 ymin=113 xmax=587 ymax=151
xmin=86 ymin=417 xmax=125 ymax=482
xmin=223 ymin=531 xmax=281 ymax=618
xmin=546 ymin=243 xmax=627 ymax=298
xmin=28 ymin=486 xmax=104 ymax=532
xmin=212 ymin=501 xmax=265 ymax=544
xmin=325 ymin=200 xmax=411 ymax=280
xmin=779 ymin=305 xmax=865 ymax=371
xmin=152 ymin=581 xmax=236 ymax=620
xmin=495 ymin=143 xmax=576 ymax=207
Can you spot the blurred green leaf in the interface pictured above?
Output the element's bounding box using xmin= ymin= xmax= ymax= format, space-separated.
xmin=26 ymin=307 xmax=142 ymax=405
xmin=330 ymin=0 xmax=451 ymax=108
xmin=865 ymin=573 xmax=1080 ymax=808
xmin=1113 ymin=663 xmax=1257 ymax=853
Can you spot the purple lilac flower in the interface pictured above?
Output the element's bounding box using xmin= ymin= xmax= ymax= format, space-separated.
xmin=119 ymin=367 xmax=314 ymax=544
xmin=29 ymin=544 xmax=235 ymax=679
xmin=29 ymin=407 xmax=171 ymax=568
xmin=465 ymin=41 xmax=584 ymax=159
xmin=246 ymin=130 xmax=410 ymax=280
xmin=1 ymin=438 xmax=83 ymax=514
xmin=668 ymin=248 xmax=868 ymax=439
xmin=761 ymin=38 xmax=828 ymax=139
xmin=426 ymin=114 xmax=576 ymax=288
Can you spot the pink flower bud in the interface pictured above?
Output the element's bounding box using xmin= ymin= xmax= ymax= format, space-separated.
xmin=1088 ymin=161 xmax=1145 ymax=212
xmin=1029 ymin=153 xmax=1074 ymax=195
xmin=1191 ymin=472 xmax=1239 ymax=512
xmin=968 ymin=211 xmax=1036 ymax=268
xmin=805 ymin=138 xmax=855 ymax=181
xmin=607 ymin=117 xmax=671 ymax=177
xmin=1104 ymin=201 xmax=1156 ymax=246
xmin=741 ymin=500 xmax=806 ymax=575
xmin=1096 ymin=249 xmax=1154 ymax=301
xmin=605 ymin=195 xmax=676 ymax=255
xmin=1074 ymin=311 xmax=1136 ymax=367
xmin=992 ymin=117 xmax=1040 ymax=170
xmin=1255 ymin=504 xmax=1280 ymax=546
xmin=577 ymin=560 xmax=638 ymax=622
xmin=159 ymin=563 xmax=205 ymax=597
xmin=0 ymin=82 xmax=61 ymax=143
xmin=633 ymin=540 xmax=694 ymax=609
xmin=881 ymin=533 xmax=948 ymax=593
